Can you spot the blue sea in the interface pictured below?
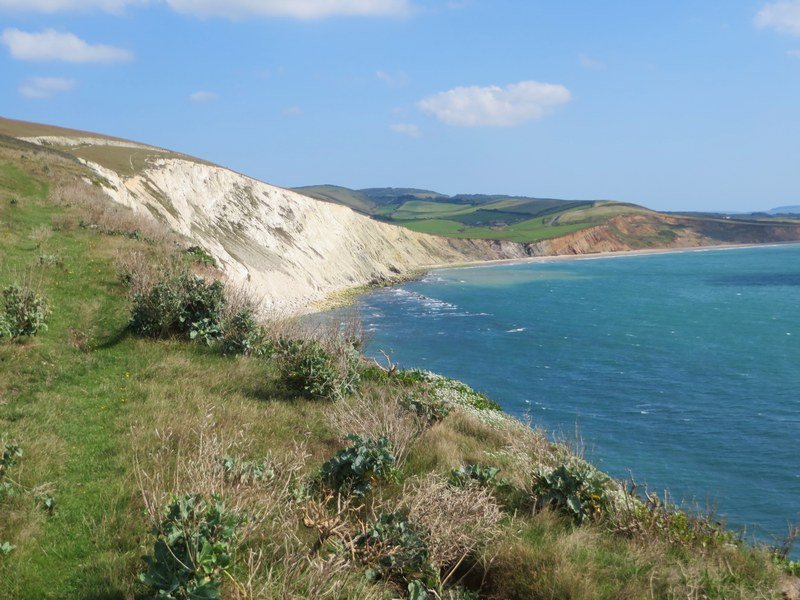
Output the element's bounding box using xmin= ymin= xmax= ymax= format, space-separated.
xmin=340 ymin=244 xmax=800 ymax=551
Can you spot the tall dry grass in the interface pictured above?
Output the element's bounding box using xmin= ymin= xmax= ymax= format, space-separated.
xmin=326 ymin=385 xmax=425 ymax=465
xmin=50 ymin=179 xmax=176 ymax=246
xmin=402 ymin=473 xmax=503 ymax=586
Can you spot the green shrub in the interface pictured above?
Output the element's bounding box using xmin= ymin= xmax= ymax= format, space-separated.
xmin=130 ymin=273 xmax=225 ymax=344
xmin=320 ymin=434 xmax=397 ymax=497
xmin=405 ymin=371 xmax=502 ymax=412
xmin=140 ymin=493 xmax=245 ymax=600
xmin=532 ymin=464 xmax=609 ymax=524
xmin=185 ymin=246 xmax=217 ymax=267
xmin=448 ymin=464 xmax=500 ymax=488
xmin=619 ymin=491 xmax=738 ymax=549
xmin=0 ymin=285 xmax=50 ymax=340
xmin=37 ymin=254 xmax=63 ymax=267
xmin=276 ymin=339 xmax=360 ymax=401
xmin=354 ymin=511 xmax=434 ymax=587
xmin=220 ymin=308 xmax=266 ymax=356
xmin=773 ymin=554 xmax=800 ymax=577
xmin=220 ymin=455 xmax=274 ymax=485
xmin=402 ymin=394 xmax=450 ymax=426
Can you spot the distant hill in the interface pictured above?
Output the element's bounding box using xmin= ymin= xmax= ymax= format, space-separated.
xmin=768 ymin=205 xmax=800 ymax=215
xmin=293 ymin=184 xmax=655 ymax=243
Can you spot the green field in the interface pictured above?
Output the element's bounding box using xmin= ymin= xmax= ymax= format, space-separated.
xmin=292 ymin=185 xmax=653 ymax=243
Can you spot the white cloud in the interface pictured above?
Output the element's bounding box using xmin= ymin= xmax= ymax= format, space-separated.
xmin=390 ymin=123 xmax=420 ymax=137
xmin=376 ymin=69 xmax=408 ymax=87
xmin=0 ymin=0 xmax=146 ymax=13
xmin=282 ymin=105 xmax=302 ymax=116
xmin=19 ymin=76 xmax=76 ymax=98
xmin=418 ymin=80 xmax=572 ymax=127
xmin=165 ymin=0 xmax=411 ymax=19
xmin=1 ymin=28 xmax=133 ymax=62
xmin=0 ymin=0 xmax=411 ymax=18
xmin=578 ymin=53 xmax=605 ymax=70
xmin=789 ymin=49 xmax=800 ymax=56
xmin=756 ymin=1 xmax=800 ymax=35
xmin=189 ymin=90 xmax=218 ymax=102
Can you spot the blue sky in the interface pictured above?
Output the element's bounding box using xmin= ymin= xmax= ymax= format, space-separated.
xmin=1 ymin=1 xmax=799 ymax=212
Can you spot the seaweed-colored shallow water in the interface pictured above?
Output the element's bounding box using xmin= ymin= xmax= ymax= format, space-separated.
xmin=348 ymin=244 xmax=800 ymax=550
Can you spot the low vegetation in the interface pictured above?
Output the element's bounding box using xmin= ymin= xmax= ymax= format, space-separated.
xmin=0 ymin=134 xmax=797 ymax=600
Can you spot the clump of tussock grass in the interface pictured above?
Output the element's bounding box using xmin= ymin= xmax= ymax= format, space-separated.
xmin=401 ymin=473 xmax=503 ymax=586
xmin=325 ymin=385 xmax=426 ymax=466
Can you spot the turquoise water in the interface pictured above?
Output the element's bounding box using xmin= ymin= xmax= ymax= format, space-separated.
xmin=348 ymin=244 xmax=800 ymax=551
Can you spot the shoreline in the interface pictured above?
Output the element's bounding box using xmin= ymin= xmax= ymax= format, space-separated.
xmin=429 ymin=239 xmax=800 ymax=272
xmin=313 ymin=240 xmax=800 ymax=314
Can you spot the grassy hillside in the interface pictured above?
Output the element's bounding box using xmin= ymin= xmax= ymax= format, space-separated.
xmin=291 ymin=185 xmax=379 ymax=214
xmin=0 ymin=133 xmax=798 ymax=599
xmin=294 ymin=185 xmax=800 ymax=248
xmin=292 ymin=185 xmax=660 ymax=243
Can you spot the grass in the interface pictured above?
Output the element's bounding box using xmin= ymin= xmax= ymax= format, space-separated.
xmin=0 ymin=162 xmax=337 ymax=596
xmin=0 ymin=138 xmax=794 ymax=599
xmin=397 ymin=216 xmax=591 ymax=243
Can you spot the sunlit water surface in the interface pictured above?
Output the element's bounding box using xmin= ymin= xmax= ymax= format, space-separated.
xmin=327 ymin=244 xmax=800 ymax=551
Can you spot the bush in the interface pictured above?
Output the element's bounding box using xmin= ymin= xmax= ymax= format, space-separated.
xmin=0 ymin=285 xmax=49 ymax=340
xmin=532 ymin=464 xmax=610 ymax=524
xmin=130 ymin=272 xmax=225 ymax=344
xmin=402 ymin=393 xmax=450 ymax=426
xmin=320 ymin=434 xmax=397 ymax=497
xmin=37 ymin=254 xmax=63 ymax=267
xmin=353 ymin=511 xmax=435 ymax=587
xmin=614 ymin=489 xmax=737 ymax=549
xmin=405 ymin=371 xmax=502 ymax=412
xmin=220 ymin=307 xmax=266 ymax=356
xmin=219 ymin=455 xmax=274 ymax=485
xmin=276 ymin=339 xmax=360 ymax=401
xmin=448 ymin=464 xmax=500 ymax=488
xmin=185 ymin=246 xmax=217 ymax=267
xmin=140 ymin=493 xmax=245 ymax=600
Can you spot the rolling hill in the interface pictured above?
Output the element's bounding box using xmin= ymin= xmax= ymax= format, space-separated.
xmin=295 ymin=184 xmax=800 ymax=247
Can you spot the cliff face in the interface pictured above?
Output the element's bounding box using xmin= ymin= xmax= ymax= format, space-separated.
xmin=20 ymin=135 xmax=528 ymax=312
xmin=528 ymin=213 xmax=800 ymax=257
xmin=10 ymin=124 xmax=800 ymax=313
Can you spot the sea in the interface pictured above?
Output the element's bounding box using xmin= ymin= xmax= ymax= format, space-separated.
xmin=331 ymin=243 xmax=800 ymax=552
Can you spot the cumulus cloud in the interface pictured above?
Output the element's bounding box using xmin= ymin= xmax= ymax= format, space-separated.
xmin=390 ymin=123 xmax=420 ymax=137
xmin=19 ymin=76 xmax=76 ymax=98
xmin=788 ymin=49 xmax=800 ymax=56
xmin=756 ymin=1 xmax=800 ymax=35
xmin=1 ymin=28 xmax=133 ymax=62
xmin=165 ymin=0 xmax=411 ymax=19
xmin=376 ymin=69 xmax=408 ymax=87
xmin=418 ymin=80 xmax=572 ymax=127
xmin=189 ymin=90 xmax=218 ymax=102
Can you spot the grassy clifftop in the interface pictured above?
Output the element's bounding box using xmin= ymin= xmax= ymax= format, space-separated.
xmin=0 ymin=134 xmax=798 ymax=599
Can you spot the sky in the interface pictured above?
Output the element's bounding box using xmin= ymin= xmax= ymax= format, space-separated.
xmin=1 ymin=1 xmax=799 ymax=212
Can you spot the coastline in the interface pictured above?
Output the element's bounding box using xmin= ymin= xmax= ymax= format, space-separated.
xmin=313 ymin=239 xmax=800 ymax=314
xmin=432 ymin=239 xmax=800 ymax=272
